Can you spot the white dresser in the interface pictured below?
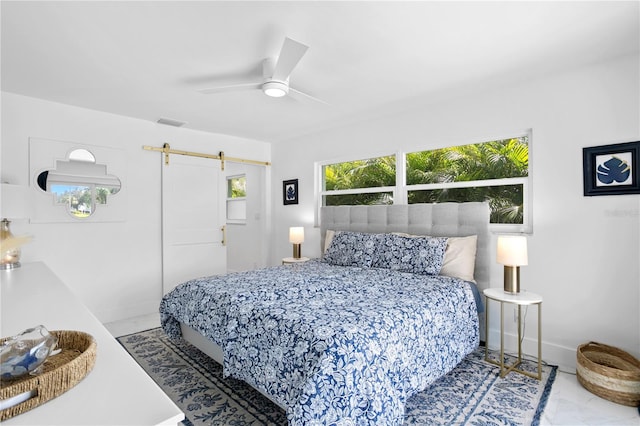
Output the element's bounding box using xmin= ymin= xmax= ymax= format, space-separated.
xmin=1 ymin=262 xmax=184 ymax=425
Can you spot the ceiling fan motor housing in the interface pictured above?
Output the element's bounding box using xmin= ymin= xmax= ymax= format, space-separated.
xmin=262 ymin=80 xmax=289 ymax=97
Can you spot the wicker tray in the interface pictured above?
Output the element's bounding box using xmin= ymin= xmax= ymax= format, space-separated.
xmin=0 ymin=330 xmax=97 ymax=421
xmin=577 ymin=341 xmax=640 ymax=407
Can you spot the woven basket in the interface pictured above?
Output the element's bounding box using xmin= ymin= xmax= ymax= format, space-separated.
xmin=0 ymin=330 xmax=97 ymax=420
xmin=576 ymin=341 xmax=640 ymax=407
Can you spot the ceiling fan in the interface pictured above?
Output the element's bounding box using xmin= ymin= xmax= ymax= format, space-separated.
xmin=198 ymin=37 xmax=327 ymax=105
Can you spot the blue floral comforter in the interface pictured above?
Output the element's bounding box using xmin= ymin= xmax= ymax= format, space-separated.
xmin=160 ymin=260 xmax=479 ymax=425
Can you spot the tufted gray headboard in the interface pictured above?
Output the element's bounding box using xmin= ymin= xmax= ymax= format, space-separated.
xmin=320 ymin=202 xmax=491 ymax=292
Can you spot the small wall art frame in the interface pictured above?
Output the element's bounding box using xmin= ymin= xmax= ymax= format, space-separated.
xmin=583 ymin=141 xmax=640 ymax=196
xmin=283 ymin=179 xmax=299 ymax=205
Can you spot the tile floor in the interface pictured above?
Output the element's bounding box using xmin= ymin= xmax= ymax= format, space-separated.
xmin=105 ymin=314 xmax=640 ymax=426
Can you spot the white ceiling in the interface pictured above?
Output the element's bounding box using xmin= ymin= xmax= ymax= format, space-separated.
xmin=2 ymin=1 xmax=638 ymax=143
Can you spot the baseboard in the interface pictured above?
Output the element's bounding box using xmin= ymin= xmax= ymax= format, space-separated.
xmin=486 ymin=328 xmax=578 ymax=372
xmin=94 ymin=298 xmax=161 ymax=324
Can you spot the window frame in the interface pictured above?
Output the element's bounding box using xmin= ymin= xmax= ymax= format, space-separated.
xmin=317 ymin=151 xmax=399 ymax=217
xmin=316 ymin=130 xmax=532 ymax=233
xmin=226 ymin=174 xmax=247 ymax=224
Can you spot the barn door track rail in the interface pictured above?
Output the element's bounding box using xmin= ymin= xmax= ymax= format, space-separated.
xmin=143 ymin=143 xmax=271 ymax=170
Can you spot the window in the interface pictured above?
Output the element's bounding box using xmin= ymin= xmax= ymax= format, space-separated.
xmin=322 ymin=154 xmax=396 ymax=206
xmin=317 ymin=132 xmax=531 ymax=231
xmin=406 ymin=136 xmax=529 ymax=226
xmin=226 ymin=175 xmax=246 ymax=222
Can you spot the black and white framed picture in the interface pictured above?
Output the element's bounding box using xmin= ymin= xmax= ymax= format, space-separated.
xmin=283 ymin=179 xmax=299 ymax=205
xmin=583 ymin=141 xmax=640 ymax=196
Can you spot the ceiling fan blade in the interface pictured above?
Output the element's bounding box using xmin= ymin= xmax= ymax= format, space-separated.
xmin=271 ymin=37 xmax=309 ymax=82
xmin=289 ymin=87 xmax=329 ymax=106
xmin=198 ymin=82 xmax=261 ymax=95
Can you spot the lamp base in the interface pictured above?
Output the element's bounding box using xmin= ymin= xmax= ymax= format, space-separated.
xmin=292 ymin=244 xmax=301 ymax=259
xmin=1 ymin=218 xmax=22 ymax=270
xmin=0 ymin=261 xmax=21 ymax=270
xmin=503 ymin=265 xmax=520 ymax=294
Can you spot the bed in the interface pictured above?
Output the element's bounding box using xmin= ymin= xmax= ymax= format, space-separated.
xmin=160 ymin=202 xmax=490 ymax=425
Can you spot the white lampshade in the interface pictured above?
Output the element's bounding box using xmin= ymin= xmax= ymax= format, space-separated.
xmin=496 ymin=235 xmax=528 ymax=266
xmin=289 ymin=227 xmax=304 ymax=244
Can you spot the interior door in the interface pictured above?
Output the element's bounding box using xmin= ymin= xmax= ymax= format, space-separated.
xmin=162 ymin=154 xmax=226 ymax=295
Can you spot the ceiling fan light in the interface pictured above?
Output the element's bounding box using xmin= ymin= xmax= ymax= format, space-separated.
xmin=262 ymin=81 xmax=289 ymax=98
xmin=264 ymin=87 xmax=286 ymax=97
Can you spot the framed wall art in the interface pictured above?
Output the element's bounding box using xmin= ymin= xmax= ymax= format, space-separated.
xmin=583 ymin=141 xmax=640 ymax=196
xmin=283 ymin=179 xmax=299 ymax=205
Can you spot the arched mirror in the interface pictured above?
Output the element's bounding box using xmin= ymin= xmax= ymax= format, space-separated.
xmin=36 ymin=148 xmax=122 ymax=219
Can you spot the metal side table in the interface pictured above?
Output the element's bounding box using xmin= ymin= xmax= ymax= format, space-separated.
xmin=484 ymin=287 xmax=543 ymax=380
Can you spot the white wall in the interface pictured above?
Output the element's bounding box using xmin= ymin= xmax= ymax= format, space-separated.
xmin=270 ymin=53 xmax=640 ymax=371
xmin=225 ymin=162 xmax=271 ymax=273
xmin=1 ymin=92 xmax=271 ymax=323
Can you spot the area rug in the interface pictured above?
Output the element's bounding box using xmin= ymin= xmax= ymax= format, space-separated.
xmin=118 ymin=328 xmax=556 ymax=425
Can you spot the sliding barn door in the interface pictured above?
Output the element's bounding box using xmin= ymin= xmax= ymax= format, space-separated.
xmin=162 ymin=155 xmax=227 ymax=295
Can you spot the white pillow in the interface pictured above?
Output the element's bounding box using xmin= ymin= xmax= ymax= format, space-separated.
xmin=439 ymin=235 xmax=477 ymax=282
xmin=323 ymin=229 xmax=336 ymax=253
xmin=392 ymin=232 xmax=477 ymax=282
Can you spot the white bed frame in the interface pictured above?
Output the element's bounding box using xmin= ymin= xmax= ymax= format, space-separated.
xmin=180 ymin=202 xmax=491 ymax=409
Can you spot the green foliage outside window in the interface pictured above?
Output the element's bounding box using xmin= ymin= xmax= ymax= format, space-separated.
xmin=325 ymin=155 xmax=395 ymax=190
xmin=408 ymin=184 xmax=524 ymax=224
xmin=324 ymin=155 xmax=395 ymax=206
xmin=322 ymin=137 xmax=529 ymax=224
xmin=406 ymin=138 xmax=528 ymax=184
xmin=407 ymin=137 xmax=528 ymax=223
xmin=228 ymin=176 xmax=247 ymax=198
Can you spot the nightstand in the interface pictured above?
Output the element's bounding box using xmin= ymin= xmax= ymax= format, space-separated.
xmin=484 ymin=287 xmax=543 ymax=380
xmin=282 ymin=256 xmax=310 ymax=265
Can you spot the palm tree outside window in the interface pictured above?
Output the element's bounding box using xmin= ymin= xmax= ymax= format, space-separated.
xmin=318 ymin=132 xmax=531 ymax=232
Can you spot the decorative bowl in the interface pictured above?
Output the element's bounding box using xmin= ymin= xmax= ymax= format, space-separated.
xmin=1 ymin=325 xmax=58 ymax=380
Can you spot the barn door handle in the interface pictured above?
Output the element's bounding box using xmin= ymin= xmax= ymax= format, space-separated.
xmin=221 ymin=225 xmax=227 ymax=246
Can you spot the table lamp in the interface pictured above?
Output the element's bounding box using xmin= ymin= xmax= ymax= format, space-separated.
xmin=1 ymin=184 xmax=30 ymax=269
xmin=496 ymin=235 xmax=528 ymax=294
xmin=289 ymin=227 xmax=304 ymax=259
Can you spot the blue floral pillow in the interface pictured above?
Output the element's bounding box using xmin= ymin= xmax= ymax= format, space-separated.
xmin=372 ymin=234 xmax=448 ymax=275
xmin=323 ymin=231 xmax=380 ymax=267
